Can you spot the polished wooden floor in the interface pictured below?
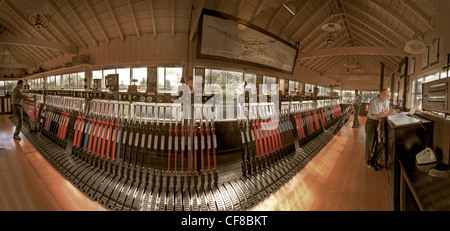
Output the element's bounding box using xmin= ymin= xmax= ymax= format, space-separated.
xmin=0 ymin=114 xmax=390 ymax=211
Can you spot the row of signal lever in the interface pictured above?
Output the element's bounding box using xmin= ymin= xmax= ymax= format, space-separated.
xmin=38 ymin=97 xmax=221 ymax=210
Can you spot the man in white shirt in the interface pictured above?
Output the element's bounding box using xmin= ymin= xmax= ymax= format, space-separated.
xmin=365 ymin=89 xmax=396 ymax=170
xmin=352 ymin=90 xmax=362 ymax=128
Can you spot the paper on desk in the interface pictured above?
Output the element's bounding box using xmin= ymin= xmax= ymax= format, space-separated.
xmin=387 ymin=111 xmax=409 ymax=120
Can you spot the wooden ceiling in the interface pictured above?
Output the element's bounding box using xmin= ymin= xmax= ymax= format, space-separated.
xmin=0 ymin=0 xmax=438 ymax=85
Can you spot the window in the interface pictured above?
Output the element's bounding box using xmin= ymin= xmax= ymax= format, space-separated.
xmin=342 ymin=90 xmax=356 ymax=103
xmin=158 ymin=67 xmax=183 ymax=93
xmin=117 ymin=68 xmax=130 ymax=90
xmin=0 ymin=81 xmax=4 ymax=95
xmin=289 ymin=80 xmax=299 ymax=94
xmin=55 ymin=75 xmax=61 ymax=89
xmin=425 ymin=73 xmax=439 ymax=82
xmin=304 ymin=83 xmax=314 ymax=94
xmin=263 ymin=76 xmax=277 ymax=95
xmin=132 ymin=67 xmax=147 ymax=91
xmin=244 ymin=73 xmax=256 ymax=86
xmin=77 ymin=72 xmax=85 ymax=89
xmin=47 ymin=76 xmax=56 ymax=90
xmin=362 ymin=91 xmax=379 ymax=103
xmin=5 ymin=81 xmax=15 ymax=94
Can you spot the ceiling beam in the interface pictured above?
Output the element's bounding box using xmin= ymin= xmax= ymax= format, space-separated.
xmin=237 ymin=0 xmax=246 ymax=14
xmin=126 ymin=0 xmax=141 ymax=39
xmin=47 ymin=0 xmax=88 ymax=49
xmin=280 ymin=0 xmax=311 ymax=36
xmin=345 ymin=13 xmax=402 ymax=47
xmin=189 ymin=0 xmax=205 ymax=41
xmin=368 ymin=0 xmax=423 ymax=39
xmin=253 ymin=0 xmax=266 ymax=17
xmin=0 ymin=63 xmax=33 ymax=68
xmin=0 ymin=34 xmax=78 ymax=54
xmin=400 ymin=0 xmax=434 ymax=31
xmin=148 ymin=0 xmax=157 ymax=39
xmin=267 ymin=0 xmax=289 ymax=29
xmin=344 ymin=1 xmax=409 ymax=42
xmin=171 ymin=0 xmax=175 ymax=37
xmin=84 ymin=0 xmax=110 ymax=44
xmin=105 ymin=0 xmax=124 ymax=41
xmin=66 ymin=0 xmax=98 ymax=45
xmin=298 ymin=46 xmax=408 ymax=59
xmin=290 ymin=0 xmax=332 ymax=41
xmin=321 ymin=72 xmax=380 ymax=77
xmin=4 ymin=0 xmax=60 ymax=58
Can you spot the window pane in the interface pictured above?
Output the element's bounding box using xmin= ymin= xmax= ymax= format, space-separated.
xmin=70 ymin=73 xmax=78 ymax=89
xmin=132 ymin=67 xmax=147 ymax=92
xmin=157 ymin=67 xmax=165 ymax=90
xmin=244 ymin=73 xmax=256 ymax=85
xmin=78 ymin=72 xmax=85 ymax=89
xmin=424 ymin=73 xmax=439 ymax=83
xmin=263 ymin=76 xmax=277 ymax=94
xmin=117 ymin=68 xmax=130 ymax=90
xmin=103 ymin=69 xmax=116 ymax=90
xmin=165 ymin=67 xmax=182 ymax=91
xmin=62 ymin=74 xmax=70 ymax=89
xmin=55 ymin=75 xmax=61 ymax=89
xmin=416 ymin=78 xmax=423 ymax=93
xmin=0 ymin=81 xmax=4 ymax=94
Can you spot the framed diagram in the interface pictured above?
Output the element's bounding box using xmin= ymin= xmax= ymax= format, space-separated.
xmin=409 ymin=57 xmax=415 ymax=75
xmin=429 ymin=38 xmax=439 ymax=66
xmin=197 ymin=9 xmax=299 ymax=74
xmin=421 ymin=46 xmax=429 ymax=69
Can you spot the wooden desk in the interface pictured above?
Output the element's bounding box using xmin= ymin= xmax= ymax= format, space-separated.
xmin=386 ymin=115 xmax=431 ymax=211
xmin=400 ymin=156 xmax=450 ymax=211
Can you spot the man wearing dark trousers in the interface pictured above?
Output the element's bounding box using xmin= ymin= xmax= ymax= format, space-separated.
xmin=352 ymin=89 xmax=362 ymax=128
xmin=11 ymin=80 xmax=34 ymax=140
xmin=365 ymin=88 xmax=396 ymax=170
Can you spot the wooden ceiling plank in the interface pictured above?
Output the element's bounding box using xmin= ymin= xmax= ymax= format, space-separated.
xmin=148 ymin=0 xmax=157 ymax=38
xmin=171 ymin=0 xmax=175 ymax=37
xmin=267 ymin=0 xmax=289 ymax=29
xmin=368 ymin=0 xmax=423 ymax=39
xmin=104 ymin=0 xmax=124 ymax=40
xmin=84 ymin=0 xmax=110 ymax=44
xmin=344 ymin=0 xmax=409 ymax=42
xmin=400 ymin=0 xmax=433 ymax=31
xmin=289 ymin=0 xmax=332 ymax=41
xmin=0 ymin=34 xmax=77 ymax=54
xmin=46 ymin=0 xmax=88 ymax=49
xmin=66 ymin=0 xmax=98 ymax=45
xmin=280 ymin=0 xmax=312 ymax=36
xmin=254 ymin=0 xmax=266 ymax=16
xmin=4 ymin=0 xmax=61 ymax=58
xmin=345 ymin=13 xmax=402 ymax=47
xmin=126 ymin=0 xmax=140 ymax=39
xmin=298 ymin=46 xmax=408 ymax=59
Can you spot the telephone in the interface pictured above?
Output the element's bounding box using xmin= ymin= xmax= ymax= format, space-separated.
xmin=416 ymin=147 xmax=437 ymax=165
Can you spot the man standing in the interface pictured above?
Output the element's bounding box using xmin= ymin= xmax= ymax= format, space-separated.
xmin=11 ymin=80 xmax=34 ymax=140
xmin=352 ymin=90 xmax=362 ymax=128
xmin=365 ymin=88 xmax=396 ymax=170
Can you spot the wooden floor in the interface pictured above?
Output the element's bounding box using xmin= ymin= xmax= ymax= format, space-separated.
xmin=0 ymin=114 xmax=390 ymax=211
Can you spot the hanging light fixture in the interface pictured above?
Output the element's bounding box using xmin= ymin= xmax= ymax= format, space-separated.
xmin=321 ymin=5 xmax=341 ymax=46
xmin=321 ymin=23 xmax=341 ymax=45
xmin=404 ymin=16 xmax=426 ymax=54
xmin=27 ymin=10 xmax=49 ymax=29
